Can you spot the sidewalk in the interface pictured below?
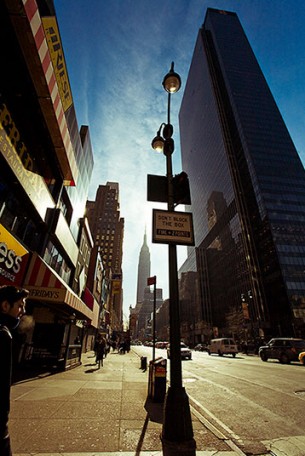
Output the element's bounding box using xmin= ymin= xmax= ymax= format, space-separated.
xmin=10 ymin=349 xmax=244 ymax=455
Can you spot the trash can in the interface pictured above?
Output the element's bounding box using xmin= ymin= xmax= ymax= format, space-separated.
xmin=148 ymin=357 xmax=167 ymax=402
xmin=140 ymin=356 xmax=147 ymax=371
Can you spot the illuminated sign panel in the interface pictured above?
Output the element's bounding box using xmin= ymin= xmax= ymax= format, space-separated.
xmin=0 ymin=224 xmax=29 ymax=286
xmin=42 ymin=17 xmax=73 ymax=112
xmin=0 ymin=103 xmax=55 ymax=220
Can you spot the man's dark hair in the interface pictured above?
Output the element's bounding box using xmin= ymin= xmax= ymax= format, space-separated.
xmin=0 ymin=285 xmax=29 ymax=307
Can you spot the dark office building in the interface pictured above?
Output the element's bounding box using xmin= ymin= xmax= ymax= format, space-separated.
xmin=179 ymin=8 xmax=305 ymax=339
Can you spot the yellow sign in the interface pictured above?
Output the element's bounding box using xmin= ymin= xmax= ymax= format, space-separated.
xmin=0 ymin=224 xmax=29 ymax=285
xmin=0 ymin=224 xmax=28 ymax=257
xmin=112 ymin=279 xmax=121 ymax=294
xmin=42 ymin=17 xmax=73 ymax=112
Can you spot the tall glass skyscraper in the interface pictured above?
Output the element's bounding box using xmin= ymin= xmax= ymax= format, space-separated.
xmin=179 ymin=8 xmax=305 ymax=339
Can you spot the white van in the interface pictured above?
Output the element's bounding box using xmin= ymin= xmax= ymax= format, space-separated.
xmin=208 ymin=338 xmax=238 ymax=357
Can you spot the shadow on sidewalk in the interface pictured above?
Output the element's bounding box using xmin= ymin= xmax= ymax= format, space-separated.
xmin=135 ymin=413 xmax=150 ymax=456
xmin=84 ymin=367 xmax=100 ymax=373
xmin=133 ymin=398 xmax=163 ymax=455
xmin=144 ymin=397 xmax=163 ymax=424
xmin=12 ymin=363 xmax=60 ymax=384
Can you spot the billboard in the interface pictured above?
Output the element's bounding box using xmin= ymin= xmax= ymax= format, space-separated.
xmin=0 ymin=224 xmax=29 ymax=286
xmin=42 ymin=17 xmax=73 ymax=112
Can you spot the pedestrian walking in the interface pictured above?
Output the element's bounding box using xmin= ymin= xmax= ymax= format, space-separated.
xmin=0 ymin=285 xmax=28 ymax=456
xmin=95 ymin=335 xmax=106 ymax=369
xmin=104 ymin=339 xmax=110 ymax=358
xmin=119 ymin=340 xmax=126 ymax=354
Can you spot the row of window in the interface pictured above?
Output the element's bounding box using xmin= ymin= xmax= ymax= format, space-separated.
xmin=44 ymin=241 xmax=71 ymax=284
xmin=279 ymin=255 xmax=305 ymax=266
xmin=287 ymin=282 xmax=305 ymax=291
xmin=277 ymin=244 xmax=305 ymax=254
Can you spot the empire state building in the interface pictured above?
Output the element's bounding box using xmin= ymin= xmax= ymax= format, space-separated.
xmin=136 ymin=230 xmax=151 ymax=305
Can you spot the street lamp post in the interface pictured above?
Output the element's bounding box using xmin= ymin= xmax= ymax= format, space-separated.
xmin=151 ymin=63 xmax=196 ymax=455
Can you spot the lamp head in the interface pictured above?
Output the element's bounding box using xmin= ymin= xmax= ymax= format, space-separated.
xmin=162 ymin=62 xmax=181 ymax=93
xmin=151 ymin=133 xmax=164 ymax=153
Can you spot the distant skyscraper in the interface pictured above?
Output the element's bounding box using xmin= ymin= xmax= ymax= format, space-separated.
xmin=179 ymin=8 xmax=305 ymax=338
xmin=136 ymin=230 xmax=151 ymax=305
xmin=137 ymin=287 xmax=163 ymax=340
xmin=86 ymin=182 xmax=124 ymax=330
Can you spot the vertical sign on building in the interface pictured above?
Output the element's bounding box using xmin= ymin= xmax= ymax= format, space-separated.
xmin=42 ymin=17 xmax=73 ymax=112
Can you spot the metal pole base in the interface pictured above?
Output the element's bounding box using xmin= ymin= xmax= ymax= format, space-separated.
xmin=161 ymin=386 xmax=196 ymax=455
xmin=161 ymin=437 xmax=196 ymax=456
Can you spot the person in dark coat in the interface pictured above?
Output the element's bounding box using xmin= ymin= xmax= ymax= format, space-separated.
xmin=0 ymin=285 xmax=28 ymax=456
xmin=95 ymin=335 xmax=106 ymax=369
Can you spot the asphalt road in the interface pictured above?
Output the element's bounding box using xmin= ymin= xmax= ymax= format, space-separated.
xmin=132 ymin=345 xmax=305 ymax=455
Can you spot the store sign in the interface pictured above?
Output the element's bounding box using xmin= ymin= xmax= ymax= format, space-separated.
xmin=42 ymin=17 xmax=73 ymax=112
xmin=26 ymin=286 xmax=66 ymax=302
xmin=0 ymin=224 xmax=29 ymax=286
xmin=0 ymin=103 xmax=55 ymax=220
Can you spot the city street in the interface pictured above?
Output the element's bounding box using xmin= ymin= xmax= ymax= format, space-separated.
xmin=133 ymin=345 xmax=305 ymax=455
xmin=10 ymin=349 xmax=240 ymax=456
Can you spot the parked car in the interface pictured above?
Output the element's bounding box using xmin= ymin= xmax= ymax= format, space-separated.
xmin=167 ymin=342 xmax=192 ymax=360
xmin=207 ymin=338 xmax=238 ymax=357
xmin=298 ymin=351 xmax=305 ymax=365
xmin=194 ymin=343 xmax=208 ymax=352
xmin=259 ymin=338 xmax=305 ymax=364
xmin=155 ymin=341 xmax=169 ymax=349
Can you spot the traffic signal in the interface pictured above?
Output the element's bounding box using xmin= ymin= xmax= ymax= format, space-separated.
xmin=172 ymin=171 xmax=191 ymax=205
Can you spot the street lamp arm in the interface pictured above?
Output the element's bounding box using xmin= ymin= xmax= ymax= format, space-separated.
xmin=156 ymin=123 xmax=166 ymax=137
xmin=151 ymin=123 xmax=174 ymax=155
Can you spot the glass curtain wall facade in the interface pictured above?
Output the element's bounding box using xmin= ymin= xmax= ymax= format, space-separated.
xmin=179 ymin=8 xmax=305 ymax=339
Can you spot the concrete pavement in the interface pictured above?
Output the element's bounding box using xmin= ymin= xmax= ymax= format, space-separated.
xmin=10 ymin=349 xmax=244 ymax=456
xmin=11 ymin=349 xmax=305 ymax=456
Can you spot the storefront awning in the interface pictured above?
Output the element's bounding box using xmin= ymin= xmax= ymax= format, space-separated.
xmin=23 ymin=253 xmax=93 ymax=320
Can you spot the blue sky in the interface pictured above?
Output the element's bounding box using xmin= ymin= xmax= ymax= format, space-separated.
xmin=54 ymin=0 xmax=305 ymax=321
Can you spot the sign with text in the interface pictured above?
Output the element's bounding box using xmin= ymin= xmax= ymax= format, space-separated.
xmin=0 ymin=224 xmax=29 ymax=286
xmin=152 ymin=209 xmax=194 ymax=245
xmin=42 ymin=17 xmax=73 ymax=112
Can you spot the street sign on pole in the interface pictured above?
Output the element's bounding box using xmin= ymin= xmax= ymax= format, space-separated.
xmin=152 ymin=209 xmax=194 ymax=245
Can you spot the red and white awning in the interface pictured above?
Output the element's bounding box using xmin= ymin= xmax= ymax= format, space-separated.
xmin=24 ymin=253 xmax=93 ymax=320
